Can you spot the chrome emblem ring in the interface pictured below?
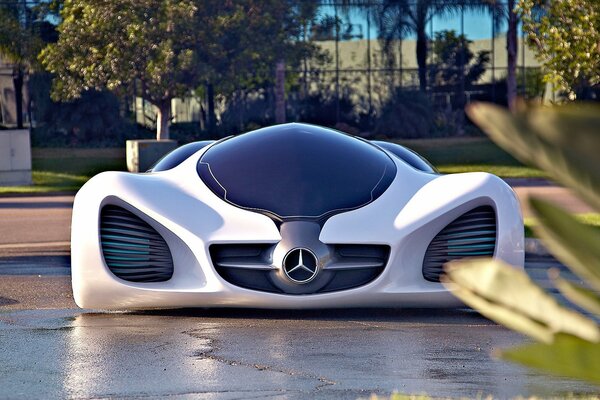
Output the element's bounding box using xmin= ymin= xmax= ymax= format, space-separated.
xmin=282 ymin=248 xmax=319 ymax=284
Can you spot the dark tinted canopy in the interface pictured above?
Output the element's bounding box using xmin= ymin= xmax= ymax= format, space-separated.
xmin=151 ymin=141 xmax=215 ymax=172
xmin=197 ymin=124 xmax=396 ymax=221
xmin=371 ymin=141 xmax=437 ymax=173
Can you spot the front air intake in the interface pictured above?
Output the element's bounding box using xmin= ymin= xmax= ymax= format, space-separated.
xmin=100 ymin=205 xmax=174 ymax=282
xmin=423 ymin=206 xmax=497 ymax=282
xmin=210 ymin=243 xmax=389 ymax=294
xmin=210 ymin=243 xmax=278 ymax=292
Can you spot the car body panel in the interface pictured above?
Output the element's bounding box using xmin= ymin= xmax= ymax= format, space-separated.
xmin=71 ymin=124 xmax=523 ymax=310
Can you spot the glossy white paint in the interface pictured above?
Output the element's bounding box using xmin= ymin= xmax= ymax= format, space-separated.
xmin=71 ymin=146 xmax=523 ymax=310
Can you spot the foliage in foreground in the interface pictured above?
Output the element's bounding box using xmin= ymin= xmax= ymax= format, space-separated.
xmin=443 ymin=103 xmax=600 ymax=384
xmin=524 ymin=214 xmax=600 ymax=238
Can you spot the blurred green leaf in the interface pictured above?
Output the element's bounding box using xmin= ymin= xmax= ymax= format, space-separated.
xmin=500 ymin=334 xmax=600 ymax=385
xmin=443 ymin=259 xmax=600 ymax=344
xmin=531 ymin=197 xmax=600 ymax=291
xmin=462 ymin=102 xmax=600 ymax=386
xmin=466 ymin=103 xmax=600 ymax=210
xmin=553 ymin=275 xmax=600 ymax=316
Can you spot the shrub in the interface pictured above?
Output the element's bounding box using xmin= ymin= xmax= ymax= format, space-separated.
xmin=373 ymin=90 xmax=433 ymax=139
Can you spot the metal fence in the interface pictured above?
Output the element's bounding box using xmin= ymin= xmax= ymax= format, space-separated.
xmin=0 ymin=0 xmax=543 ymax=134
xmin=284 ymin=1 xmax=540 ymax=125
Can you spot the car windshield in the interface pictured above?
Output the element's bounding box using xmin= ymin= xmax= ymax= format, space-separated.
xmin=197 ymin=124 xmax=397 ymax=220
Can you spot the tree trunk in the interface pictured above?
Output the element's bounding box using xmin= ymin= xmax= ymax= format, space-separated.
xmin=27 ymin=76 xmax=33 ymax=128
xmin=506 ymin=0 xmax=518 ymax=113
xmin=156 ymin=99 xmax=171 ymax=140
xmin=13 ymin=68 xmax=24 ymax=129
xmin=457 ymin=41 xmax=466 ymax=135
xmin=238 ymin=90 xmax=245 ymax=132
xmin=416 ymin=24 xmax=428 ymax=92
xmin=206 ymin=82 xmax=216 ymax=134
xmin=275 ymin=61 xmax=286 ymax=124
xmin=199 ymin=104 xmax=206 ymax=131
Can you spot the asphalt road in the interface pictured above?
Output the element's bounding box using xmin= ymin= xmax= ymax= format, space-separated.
xmin=0 ymin=186 xmax=598 ymax=399
xmin=0 ymin=195 xmax=72 ymax=247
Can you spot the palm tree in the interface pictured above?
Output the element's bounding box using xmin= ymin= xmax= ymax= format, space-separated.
xmin=504 ymin=0 xmax=518 ymax=112
xmin=471 ymin=0 xmax=519 ymax=112
xmin=377 ymin=0 xmax=518 ymax=111
xmin=369 ymin=0 xmax=470 ymax=92
xmin=337 ymin=0 xmax=519 ymax=110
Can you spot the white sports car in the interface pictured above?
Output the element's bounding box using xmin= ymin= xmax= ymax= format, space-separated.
xmin=71 ymin=123 xmax=523 ymax=309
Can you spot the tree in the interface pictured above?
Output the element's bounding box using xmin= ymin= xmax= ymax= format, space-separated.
xmin=370 ymin=0 xmax=467 ymax=93
xmin=506 ymin=0 xmax=519 ymax=112
xmin=200 ymin=1 xmax=320 ymax=132
xmin=0 ymin=0 xmax=56 ymax=128
xmin=40 ymin=0 xmax=201 ymax=140
xmin=41 ymin=0 xmax=319 ymax=139
xmin=429 ymin=30 xmax=490 ymax=107
xmin=429 ymin=30 xmax=490 ymax=88
xmin=518 ymin=0 xmax=600 ymax=100
xmin=365 ymin=0 xmax=496 ymax=93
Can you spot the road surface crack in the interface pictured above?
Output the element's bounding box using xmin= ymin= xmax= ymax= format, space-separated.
xmin=184 ymin=328 xmax=337 ymax=390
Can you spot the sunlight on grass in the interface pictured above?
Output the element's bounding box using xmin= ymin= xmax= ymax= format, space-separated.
xmin=0 ymin=171 xmax=90 ymax=194
xmin=392 ymin=137 xmax=545 ymax=178
xmin=438 ymin=164 xmax=545 ymax=178
xmin=524 ymin=213 xmax=600 ymax=238
xmin=0 ymin=140 xmax=547 ymax=195
xmin=0 ymin=148 xmax=126 ymax=195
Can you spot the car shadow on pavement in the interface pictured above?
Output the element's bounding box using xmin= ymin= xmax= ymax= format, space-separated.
xmin=0 ymin=255 xmax=70 ymax=275
xmin=120 ymin=307 xmax=490 ymax=324
xmin=0 ymin=201 xmax=74 ymax=209
xmin=0 ymin=296 xmax=19 ymax=306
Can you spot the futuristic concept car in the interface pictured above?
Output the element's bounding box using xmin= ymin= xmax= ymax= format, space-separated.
xmin=71 ymin=123 xmax=524 ymax=309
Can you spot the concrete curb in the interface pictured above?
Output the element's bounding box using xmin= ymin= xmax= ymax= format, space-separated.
xmin=525 ymin=238 xmax=552 ymax=257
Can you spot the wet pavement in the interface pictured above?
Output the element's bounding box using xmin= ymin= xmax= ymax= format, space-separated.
xmin=2 ymin=304 xmax=599 ymax=399
xmin=0 ymin=253 xmax=598 ymax=399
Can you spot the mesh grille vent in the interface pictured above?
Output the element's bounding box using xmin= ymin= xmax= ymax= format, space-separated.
xmin=423 ymin=206 xmax=496 ymax=282
xmin=100 ymin=205 xmax=174 ymax=282
xmin=321 ymin=244 xmax=389 ymax=293
xmin=210 ymin=244 xmax=278 ymax=292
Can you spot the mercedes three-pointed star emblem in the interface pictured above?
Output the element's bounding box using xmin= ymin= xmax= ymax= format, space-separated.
xmin=283 ymin=248 xmax=319 ymax=284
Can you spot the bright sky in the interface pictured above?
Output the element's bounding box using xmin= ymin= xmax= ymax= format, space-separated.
xmin=433 ymin=11 xmax=504 ymax=39
xmin=319 ymin=6 xmax=511 ymax=41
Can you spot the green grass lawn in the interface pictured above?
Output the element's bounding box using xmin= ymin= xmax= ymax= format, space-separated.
xmin=0 ymin=138 xmax=543 ymax=195
xmin=31 ymin=148 xmax=126 ymax=174
xmin=524 ymin=213 xmax=600 ymax=238
xmin=437 ymin=164 xmax=544 ymax=178
xmin=396 ymin=137 xmax=545 ymax=178
xmin=0 ymin=148 xmax=126 ymax=195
